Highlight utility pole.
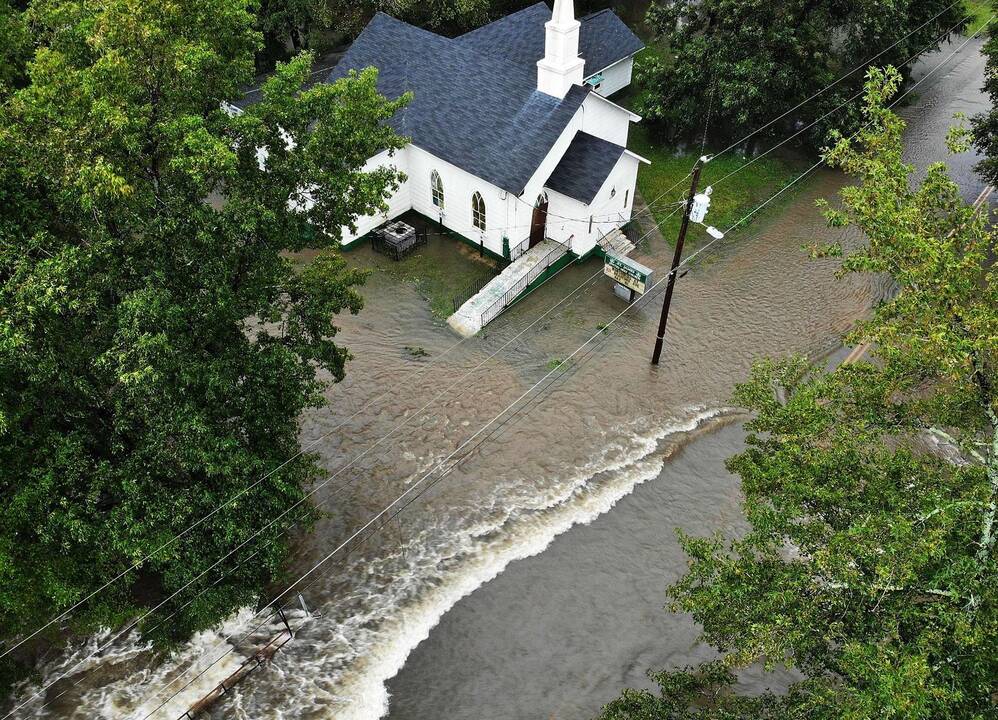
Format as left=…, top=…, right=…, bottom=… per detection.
left=651, top=157, right=705, bottom=365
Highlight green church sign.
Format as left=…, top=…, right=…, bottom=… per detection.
left=604, top=253, right=653, bottom=295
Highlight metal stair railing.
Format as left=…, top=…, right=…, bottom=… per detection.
left=508, top=237, right=530, bottom=262
left=596, top=213, right=627, bottom=254
left=479, top=237, right=571, bottom=328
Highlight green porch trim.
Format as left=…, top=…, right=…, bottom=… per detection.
left=439, top=222, right=507, bottom=263
left=340, top=211, right=507, bottom=264
left=576, top=244, right=607, bottom=263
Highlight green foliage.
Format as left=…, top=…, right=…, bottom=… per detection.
left=597, top=68, right=997, bottom=719
left=972, top=27, right=998, bottom=185
left=639, top=0, right=965, bottom=146
left=625, top=123, right=810, bottom=250
left=0, top=0, right=406, bottom=650
left=599, top=661, right=803, bottom=719
left=964, top=0, right=994, bottom=29
left=0, top=0, right=29, bottom=91
left=258, top=0, right=497, bottom=59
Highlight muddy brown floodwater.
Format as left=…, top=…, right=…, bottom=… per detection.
left=9, top=35, right=993, bottom=720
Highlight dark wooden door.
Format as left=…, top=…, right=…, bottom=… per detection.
left=529, top=198, right=548, bottom=248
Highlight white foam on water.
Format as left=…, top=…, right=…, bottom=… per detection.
left=284, top=406, right=729, bottom=720
left=7, top=609, right=259, bottom=720
left=12, top=407, right=729, bottom=720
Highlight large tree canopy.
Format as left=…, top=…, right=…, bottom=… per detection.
left=598, top=68, right=997, bottom=719
left=254, top=0, right=497, bottom=71
left=972, top=28, right=998, bottom=185
left=638, top=0, right=965, bottom=147
left=0, top=0, right=407, bottom=663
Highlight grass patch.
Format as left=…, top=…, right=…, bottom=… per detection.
left=614, top=44, right=814, bottom=253
left=347, top=213, right=501, bottom=319
left=629, top=124, right=814, bottom=252
left=965, top=0, right=994, bottom=30
left=376, top=248, right=498, bottom=318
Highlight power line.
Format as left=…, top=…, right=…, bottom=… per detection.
left=1, top=157, right=686, bottom=672
left=4, top=233, right=641, bottom=719
left=710, top=11, right=973, bottom=190
left=135, top=25, right=995, bottom=709
left=0, top=321, right=474, bottom=663
left=8, top=6, right=980, bottom=712
left=710, top=0, right=964, bottom=159
left=136, top=219, right=713, bottom=719
left=80, top=203, right=691, bottom=720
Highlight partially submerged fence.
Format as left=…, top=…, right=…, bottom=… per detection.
left=451, top=270, right=501, bottom=314
left=371, top=226, right=428, bottom=261
left=479, top=238, right=571, bottom=328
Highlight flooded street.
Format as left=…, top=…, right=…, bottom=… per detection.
left=10, top=34, right=993, bottom=720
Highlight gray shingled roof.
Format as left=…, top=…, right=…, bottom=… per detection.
left=456, top=3, right=644, bottom=79
left=325, top=12, right=589, bottom=195
left=544, top=131, right=625, bottom=203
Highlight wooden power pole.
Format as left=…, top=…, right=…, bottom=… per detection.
left=651, top=159, right=705, bottom=365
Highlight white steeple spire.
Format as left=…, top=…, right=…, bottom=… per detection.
left=537, top=0, right=585, bottom=98
left=552, top=0, right=575, bottom=24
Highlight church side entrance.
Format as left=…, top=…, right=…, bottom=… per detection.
left=529, top=193, right=548, bottom=248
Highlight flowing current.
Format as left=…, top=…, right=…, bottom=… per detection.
left=9, top=36, right=994, bottom=720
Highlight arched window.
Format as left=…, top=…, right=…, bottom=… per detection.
left=431, top=170, right=444, bottom=209
left=471, top=191, right=486, bottom=231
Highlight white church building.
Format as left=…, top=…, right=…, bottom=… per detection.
left=327, top=0, right=648, bottom=334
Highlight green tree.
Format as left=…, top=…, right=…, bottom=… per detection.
left=598, top=68, right=997, bottom=719
left=972, top=28, right=998, bottom=185
left=318, top=0, right=494, bottom=37
left=0, top=0, right=407, bottom=659
left=255, top=0, right=320, bottom=72
left=253, top=0, right=498, bottom=73
left=0, top=0, right=29, bottom=90
left=638, top=0, right=964, bottom=147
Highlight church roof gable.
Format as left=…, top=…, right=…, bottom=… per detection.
left=456, top=2, right=644, bottom=78
left=326, top=12, right=589, bottom=195
left=544, top=131, right=626, bottom=204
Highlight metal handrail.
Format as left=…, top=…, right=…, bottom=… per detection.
left=596, top=213, right=626, bottom=249
left=452, top=270, right=501, bottom=313
left=480, top=237, right=571, bottom=328
left=508, top=237, right=530, bottom=262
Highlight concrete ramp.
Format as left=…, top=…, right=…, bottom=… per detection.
left=448, top=240, right=569, bottom=337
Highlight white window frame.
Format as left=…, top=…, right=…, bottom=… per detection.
left=431, top=170, right=444, bottom=210
left=472, top=191, right=486, bottom=231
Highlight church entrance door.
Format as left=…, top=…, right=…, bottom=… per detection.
left=529, top=194, right=548, bottom=249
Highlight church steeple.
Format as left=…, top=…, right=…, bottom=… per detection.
left=536, top=0, right=585, bottom=98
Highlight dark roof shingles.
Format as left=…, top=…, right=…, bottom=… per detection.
left=326, top=12, right=588, bottom=194
left=456, top=3, right=644, bottom=78
left=543, top=131, right=625, bottom=203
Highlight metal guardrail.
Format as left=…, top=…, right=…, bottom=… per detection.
left=452, top=270, right=501, bottom=313
left=596, top=213, right=627, bottom=251
left=508, top=237, right=529, bottom=262
left=480, top=238, right=571, bottom=328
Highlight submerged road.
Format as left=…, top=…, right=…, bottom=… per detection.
left=10, top=32, right=993, bottom=720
